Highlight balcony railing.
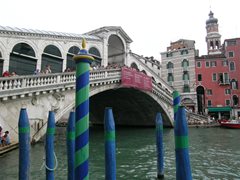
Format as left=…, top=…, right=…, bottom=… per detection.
left=219, top=79, right=230, bottom=85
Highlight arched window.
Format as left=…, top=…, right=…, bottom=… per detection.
left=10, top=43, right=36, bottom=75
left=231, top=79, right=238, bottom=90
left=183, top=72, right=189, bottom=80
left=183, top=85, right=190, bottom=92
left=182, top=59, right=189, bottom=67
left=42, top=45, right=62, bottom=73
left=233, top=95, right=239, bottom=106
left=108, top=35, right=125, bottom=65
left=216, top=41, right=219, bottom=49
left=89, top=47, right=102, bottom=67
left=166, top=62, right=174, bottom=69
left=67, top=46, right=80, bottom=71
left=210, top=41, right=214, bottom=49
left=230, top=62, right=235, bottom=71
left=130, top=63, right=139, bottom=71
left=167, top=74, right=174, bottom=82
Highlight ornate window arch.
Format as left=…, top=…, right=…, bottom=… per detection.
left=166, top=62, right=174, bottom=69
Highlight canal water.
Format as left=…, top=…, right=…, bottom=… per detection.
left=0, top=126, right=239, bottom=179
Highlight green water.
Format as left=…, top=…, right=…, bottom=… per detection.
left=0, top=127, right=240, bottom=179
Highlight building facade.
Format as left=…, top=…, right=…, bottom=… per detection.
left=195, top=11, right=240, bottom=120
left=0, top=26, right=132, bottom=76
left=161, top=39, right=198, bottom=112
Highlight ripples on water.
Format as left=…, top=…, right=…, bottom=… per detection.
left=0, top=127, right=240, bottom=179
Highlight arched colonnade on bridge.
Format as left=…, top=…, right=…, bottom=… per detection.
left=0, top=26, right=132, bottom=76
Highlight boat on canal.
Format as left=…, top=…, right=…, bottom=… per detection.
left=219, top=119, right=240, bottom=129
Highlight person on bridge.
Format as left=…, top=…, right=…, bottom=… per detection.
left=1, top=131, right=11, bottom=146
left=2, top=71, right=10, bottom=77
left=44, top=64, right=52, bottom=74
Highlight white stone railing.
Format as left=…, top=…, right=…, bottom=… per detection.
left=152, top=81, right=173, bottom=104
left=0, top=68, right=172, bottom=104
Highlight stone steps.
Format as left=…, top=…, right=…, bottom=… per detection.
left=0, top=142, right=18, bottom=155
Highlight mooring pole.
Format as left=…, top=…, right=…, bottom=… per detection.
left=104, top=107, right=116, bottom=180
left=156, top=112, right=164, bottom=179
left=67, top=111, right=75, bottom=180
left=173, top=90, right=181, bottom=122
left=174, top=106, right=192, bottom=180
left=18, top=108, right=30, bottom=180
left=73, top=39, right=94, bottom=179
left=46, top=111, right=56, bottom=180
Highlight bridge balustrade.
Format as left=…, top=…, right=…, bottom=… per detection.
left=0, top=68, right=172, bottom=104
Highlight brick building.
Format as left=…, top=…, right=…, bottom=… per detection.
left=195, top=11, right=240, bottom=120
left=161, top=10, right=240, bottom=120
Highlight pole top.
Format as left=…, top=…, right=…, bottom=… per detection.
left=82, top=38, right=86, bottom=49
left=73, top=38, right=94, bottom=63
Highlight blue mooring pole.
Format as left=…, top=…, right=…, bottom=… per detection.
left=174, top=106, right=192, bottom=180
left=18, top=108, right=30, bottom=180
left=46, top=111, right=56, bottom=180
left=67, top=112, right=75, bottom=180
left=104, top=107, right=116, bottom=180
left=156, top=113, right=164, bottom=179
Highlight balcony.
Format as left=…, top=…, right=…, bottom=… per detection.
left=218, top=79, right=230, bottom=85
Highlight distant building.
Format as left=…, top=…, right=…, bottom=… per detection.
left=161, top=10, right=240, bottom=120
left=161, top=39, right=198, bottom=112
left=195, top=11, right=240, bottom=120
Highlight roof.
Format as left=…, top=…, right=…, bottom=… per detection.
left=224, top=37, right=240, bottom=42
left=0, top=25, right=100, bottom=40
left=84, top=26, right=133, bottom=43
left=196, top=53, right=226, bottom=60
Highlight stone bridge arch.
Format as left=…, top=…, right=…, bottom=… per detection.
left=31, top=81, right=173, bottom=142
left=57, top=84, right=173, bottom=126
left=0, top=69, right=173, bottom=143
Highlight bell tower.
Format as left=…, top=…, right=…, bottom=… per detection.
left=205, top=11, right=221, bottom=55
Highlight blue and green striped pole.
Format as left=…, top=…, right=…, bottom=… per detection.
left=155, top=113, right=164, bottom=179
left=104, top=107, right=116, bottom=180
left=67, top=111, right=75, bottom=180
left=173, top=90, right=181, bottom=122
left=174, top=106, right=192, bottom=180
left=73, top=39, right=94, bottom=179
left=46, top=111, right=56, bottom=180
left=18, top=108, right=30, bottom=180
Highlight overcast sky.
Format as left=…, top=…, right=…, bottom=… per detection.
left=1, top=0, right=239, bottom=60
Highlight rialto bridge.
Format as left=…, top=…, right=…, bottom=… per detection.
left=0, top=26, right=174, bottom=143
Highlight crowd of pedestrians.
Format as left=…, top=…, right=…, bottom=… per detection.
left=0, top=126, right=11, bottom=147
left=1, top=63, right=125, bottom=77
left=2, top=71, right=18, bottom=77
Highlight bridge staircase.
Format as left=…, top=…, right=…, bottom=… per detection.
left=187, top=112, right=208, bottom=125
